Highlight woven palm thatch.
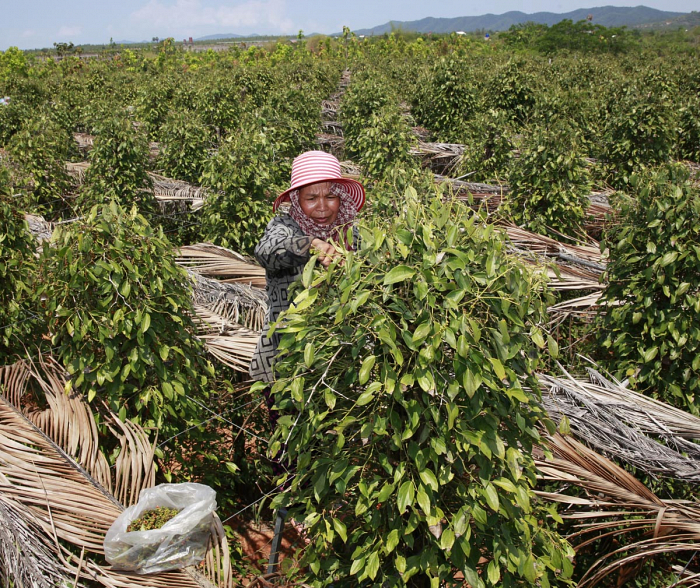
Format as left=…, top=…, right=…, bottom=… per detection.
left=0, top=357, right=234, bottom=588
left=537, top=433, right=700, bottom=588
left=539, top=368, right=700, bottom=482
left=177, top=243, right=266, bottom=288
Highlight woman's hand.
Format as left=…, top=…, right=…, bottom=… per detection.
left=311, top=238, right=338, bottom=268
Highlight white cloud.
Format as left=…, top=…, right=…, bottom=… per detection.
left=131, top=0, right=294, bottom=34
left=57, top=25, right=82, bottom=37
left=22, top=29, right=36, bottom=38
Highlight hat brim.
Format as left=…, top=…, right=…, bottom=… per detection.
left=273, top=178, right=366, bottom=212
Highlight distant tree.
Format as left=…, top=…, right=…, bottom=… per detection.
left=53, top=42, right=74, bottom=57
left=152, top=36, right=159, bottom=43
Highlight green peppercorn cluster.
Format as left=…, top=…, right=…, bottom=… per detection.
left=127, top=507, right=180, bottom=532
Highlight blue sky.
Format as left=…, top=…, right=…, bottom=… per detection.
left=2, top=0, right=696, bottom=50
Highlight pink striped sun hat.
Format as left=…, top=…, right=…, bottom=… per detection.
left=273, top=151, right=365, bottom=212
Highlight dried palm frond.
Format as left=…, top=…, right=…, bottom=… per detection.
left=191, top=272, right=267, bottom=332
left=547, top=292, right=602, bottom=327
left=0, top=495, right=79, bottom=588
left=537, top=433, right=700, bottom=588
left=539, top=369, right=700, bottom=482
left=1, top=355, right=154, bottom=507
left=410, top=141, right=465, bottom=175
left=0, top=394, right=231, bottom=587
left=0, top=359, right=31, bottom=406
left=177, top=243, right=266, bottom=288
left=193, top=305, right=260, bottom=371
left=340, top=160, right=363, bottom=179
left=67, top=160, right=91, bottom=182
left=73, top=132, right=95, bottom=151
left=321, top=120, right=344, bottom=136
left=150, top=172, right=210, bottom=202
left=24, top=213, right=54, bottom=243
left=321, top=100, right=338, bottom=121
left=411, top=126, right=432, bottom=142
left=67, top=161, right=209, bottom=210
left=316, top=133, right=345, bottom=158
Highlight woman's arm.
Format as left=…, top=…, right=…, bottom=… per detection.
left=255, top=217, right=313, bottom=271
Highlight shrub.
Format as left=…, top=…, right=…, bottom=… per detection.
left=600, top=85, right=674, bottom=187
left=7, top=114, right=74, bottom=217
left=505, top=123, right=591, bottom=240
left=79, top=116, right=155, bottom=215
left=354, top=107, right=419, bottom=180
left=0, top=167, right=40, bottom=361
left=341, top=76, right=391, bottom=156
left=456, top=109, right=514, bottom=183
left=269, top=188, right=573, bottom=587
left=411, top=57, right=478, bottom=142
left=677, top=95, right=700, bottom=163
left=597, top=165, right=700, bottom=414
left=157, top=110, right=213, bottom=184
left=40, top=202, right=213, bottom=434
left=488, top=59, right=537, bottom=123
left=199, top=118, right=287, bottom=255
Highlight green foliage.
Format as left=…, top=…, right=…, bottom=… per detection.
left=0, top=47, right=29, bottom=83
left=601, top=85, right=675, bottom=188
left=538, top=20, right=633, bottom=54
left=0, top=98, right=31, bottom=144
left=269, top=188, right=573, bottom=587
left=157, top=110, right=213, bottom=184
left=488, top=59, right=537, bottom=123
left=411, top=57, right=478, bottom=142
left=456, top=109, right=514, bottom=183
left=134, top=80, right=176, bottom=140
left=354, top=107, right=419, bottom=180
left=341, top=76, right=391, bottom=156
left=79, top=116, right=155, bottom=214
left=677, top=94, right=700, bottom=162
left=597, top=165, right=700, bottom=414
left=198, top=119, right=285, bottom=254
left=0, top=167, right=40, bottom=361
left=40, top=202, right=213, bottom=434
left=7, top=114, right=74, bottom=217
left=506, top=123, right=591, bottom=239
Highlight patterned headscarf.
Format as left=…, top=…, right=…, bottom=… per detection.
left=288, top=182, right=359, bottom=247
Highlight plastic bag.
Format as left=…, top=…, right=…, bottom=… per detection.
left=104, top=483, right=217, bottom=574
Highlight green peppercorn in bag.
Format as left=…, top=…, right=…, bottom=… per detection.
left=104, top=483, right=217, bottom=574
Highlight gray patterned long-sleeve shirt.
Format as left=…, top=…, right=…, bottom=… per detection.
left=249, top=214, right=314, bottom=382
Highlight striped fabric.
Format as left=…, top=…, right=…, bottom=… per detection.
left=273, top=150, right=365, bottom=212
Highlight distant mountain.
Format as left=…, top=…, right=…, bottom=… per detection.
left=351, top=6, right=686, bottom=36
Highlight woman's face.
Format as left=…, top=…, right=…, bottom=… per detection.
left=298, top=182, right=341, bottom=225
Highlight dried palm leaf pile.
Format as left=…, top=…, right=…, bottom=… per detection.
left=189, top=272, right=266, bottom=371
left=176, top=243, right=266, bottom=288
left=539, top=368, right=700, bottom=482
left=538, top=433, right=700, bottom=588
left=0, top=357, right=233, bottom=588
left=505, top=224, right=606, bottom=292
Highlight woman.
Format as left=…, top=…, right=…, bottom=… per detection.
left=249, top=150, right=366, bottom=386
